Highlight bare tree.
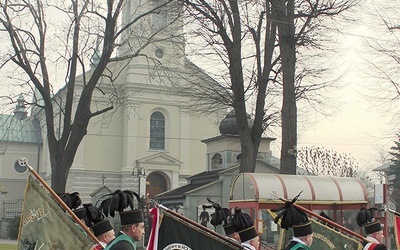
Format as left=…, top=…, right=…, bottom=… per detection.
left=297, top=146, right=359, bottom=177
left=359, top=1, right=400, bottom=128
left=0, top=0, right=174, bottom=193
left=180, top=0, right=357, bottom=174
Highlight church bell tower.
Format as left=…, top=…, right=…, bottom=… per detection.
left=118, top=0, right=185, bottom=68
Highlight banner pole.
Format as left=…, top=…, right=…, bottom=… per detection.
left=27, top=164, right=100, bottom=246
left=275, top=196, right=367, bottom=242
left=157, top=204, right=243, bottom=249
left=382, top=205, right=400, bottom=216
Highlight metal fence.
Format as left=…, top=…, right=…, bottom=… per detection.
left=2, top=198, right=23, bottom=221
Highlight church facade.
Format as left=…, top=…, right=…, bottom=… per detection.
left=34, top=1, right=225, bottom=203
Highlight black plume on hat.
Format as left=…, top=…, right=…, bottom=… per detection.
left=82, top=203, right=105, bottom=227
left=73, top=204, right=104, bottom=227
left=232, top=207, right=258, bottom=242
left=97, top=189, right=140, bottom=217
left=232, top=207, right=253, bottom=231
left=206, top=198, right=231, bottom=227
left=58, top=192, right=82, bottom=210
left=356, top=207, right=377, bottom=227
left=271, top=191, right=309, bottom=230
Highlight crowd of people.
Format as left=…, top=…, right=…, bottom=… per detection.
left=65, top=191, right=388, bottom=250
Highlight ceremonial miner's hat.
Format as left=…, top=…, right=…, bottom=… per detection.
left=204, top=198, right=236, bottom=236
left=223, top=223, right=236, bottom=235
left=232, top=208, right=258, bottom=242
left=356, top=207, right=381, bottom=234
left=120, top=209, right=144, bottom=226
left=91, top=219, right=114, bottom=237
left=271, top=191, right=313, bottom=237
left=293, top=221, right=313, bottom=237
left=97, top=190, right=141, bottom=218
left=364, top=221, right=382, bottom=234
left=74, top=207, right=86, bottom=220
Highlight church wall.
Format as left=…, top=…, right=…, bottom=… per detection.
left=0, top=178, right=27, bottom=199
left=0, top=142, right=41, bottom=199
left=258, top=137, right=274, bottom=154
left=67, top=170, right=127, bottom=203
left=0, top=142, right=40, bottom=179
left=81, top=112, right=125, bottom=172
left=187, top=114, right=221, bottom=175
left=206, top=137, right=241, bottom=153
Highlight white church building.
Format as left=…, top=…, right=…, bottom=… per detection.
left=39, top=2, right=232, bottom=202
left=1, top=1, right=227, bottom=203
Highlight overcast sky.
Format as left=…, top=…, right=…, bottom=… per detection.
left=274, top=0, right=400, bottom=170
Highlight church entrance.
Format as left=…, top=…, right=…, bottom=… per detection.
left=145, top=172, right=168, bottom=199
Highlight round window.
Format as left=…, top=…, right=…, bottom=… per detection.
left=14, top=157, right=28, bottom=174
left=155, top=48, right=164, bottom=58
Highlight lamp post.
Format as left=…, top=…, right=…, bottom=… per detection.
left=132, top=166, right=146, bottom=196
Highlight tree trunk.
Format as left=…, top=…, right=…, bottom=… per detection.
left=275, top=0, right=297, bottom=174
left=51, top=161, right=70, bottom=193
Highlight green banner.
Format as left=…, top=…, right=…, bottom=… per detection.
left=278, top=219, right=362, bottom=250
left=17, top=175, right=94, bottom=250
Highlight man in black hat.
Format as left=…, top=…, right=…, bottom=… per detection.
left=283, top=221, right=314, bottom=250
left=90, top=219, right=115, bottom=250
left=362, top=221, right=388, bottom=250
left=232, top=208, right=260, bottom=250
left=356, top=208, right=388, bottom=250
left=199, top=205, right=210, bottom=227
left=104, top=209, right=145, bottom=250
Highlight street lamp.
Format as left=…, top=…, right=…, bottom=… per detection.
left=132, top=166, right=146, bottom=196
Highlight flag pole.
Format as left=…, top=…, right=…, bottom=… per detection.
left=27, top=164, right=101, bottom=246
left=273, top=195, right=367, bottom=242
left=156, top=203, right=244, bottom=249
left=381, top=204, right=400, bottom=216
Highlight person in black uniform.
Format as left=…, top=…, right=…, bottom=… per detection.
left=356, top=208, right=388, bottom=250
left=199, top=205, right=210, bottom=227
left=104, top=209, right=145, bottom=250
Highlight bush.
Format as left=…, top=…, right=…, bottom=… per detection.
left=9, top=216, right=21, bottom=240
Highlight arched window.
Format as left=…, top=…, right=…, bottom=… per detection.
left=150, top=111, right=165, bottom=149
left=211, top=153, right=223, bottom=169
left=146, top=172, right=168, bottom=199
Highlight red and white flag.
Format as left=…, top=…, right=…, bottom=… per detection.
left=394, top=213, right=400, bottom=249
left=147, top=206, right=160, bottom=250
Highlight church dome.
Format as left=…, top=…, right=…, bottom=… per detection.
left=219, top=109, right=252, bottom=135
